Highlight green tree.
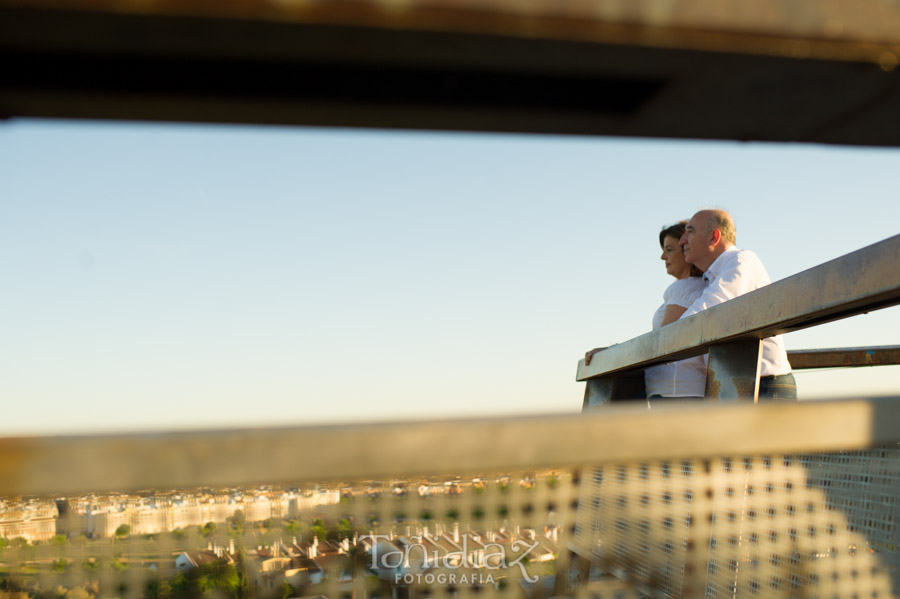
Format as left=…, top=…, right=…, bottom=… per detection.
left=200, top=522, right=217, bottom=538
left=10, top=538, right=36, bottom=562
left=81, top=558, right=99, bottom=572
left=233, top=547, right=251, bottom=599
left=114, top=524, right=131, bottom=538
left=311, top=519, right=327, bottom=543
left=337, top=518, right=354, bottom=540
left=145, top=575, right=172, bottom=599
left=64, top=587, right=94, bottom=599
left=282, top=519, right=300, bottom=536
left=52, top=558, right=70, bottom=573
left=111, top=557, right=128, bottom=572
left=227, top=511, right=245, bottom=535
left=197, top=562, right=239, bottom=596
left=348, top=542, right=373, bottom=599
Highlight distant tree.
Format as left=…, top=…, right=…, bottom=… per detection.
left=282, top=519, right=300, bottom=536
left=233, top=547, right=251, bottom=599
left=52, top=558, right=70, bottom=573
left=348, top=542, right=373, bottom=599
left=227, top=511, right=245, bottom=535
left=197, top=562, right=239, bottom=596
left=232, top=510, right=246, bottom=527
left=81, top=558, right=99, bottom=572
left=50, top=534, right=69, bottom=548
left=64, top=587, right=94, bottom=599
left=311, top=520, right=327, bottom=543
left=200, top=522, right=217, bottom=538
left=169, top=570, right=192, bottom=598
left=337, top=518, right=353, bottom=540
left=111, top=558, right=128, bottom=572
left=144, top=575, right=171, bottom=599
left=281, top=582, right=294, bottom=599
left=114, top=524, right=131, bottom=538
left=9, top=538, right=35, bottom=562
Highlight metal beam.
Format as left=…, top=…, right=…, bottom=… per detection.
left=2, top=397, right=900, bottom=497
left=706, top=340, right=762, bottom=401
left=577, top=234, right=900, bottom=382
left=3, top=1, right=900, bottom=145
left=788, top=345, right=900, bottom=369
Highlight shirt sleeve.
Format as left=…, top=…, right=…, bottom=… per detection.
left=681, top=252, right=763, bottom=318
left=666, top=278, right=705, bottom=309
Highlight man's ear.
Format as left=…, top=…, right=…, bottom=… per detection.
left=710, top=229, right=721, bottom=245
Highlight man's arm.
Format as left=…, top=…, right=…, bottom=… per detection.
left=680, top=252, right=765, bottom=318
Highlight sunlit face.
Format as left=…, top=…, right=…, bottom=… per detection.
left=679, top=212, right=712, bottom=270
left=661, top=235, right=690, bottom=279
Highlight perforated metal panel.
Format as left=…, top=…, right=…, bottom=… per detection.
left=3, top=402, right=900, bottom=598
left=573, top=446, right=900, bottom=598
left=0, top=471, right=582, bottom=599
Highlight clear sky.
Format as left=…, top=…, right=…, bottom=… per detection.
left=2, top=118, right=898, bottom=436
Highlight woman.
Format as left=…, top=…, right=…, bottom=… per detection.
left=644, top=221, right=707, bottom=399
left=583, top=221, right=707, bottom=399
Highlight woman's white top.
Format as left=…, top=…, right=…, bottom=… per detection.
left=644, top=276, right=708, bottom=397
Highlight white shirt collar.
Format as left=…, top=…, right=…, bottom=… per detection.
left=702, top=245, right=740, bottom=283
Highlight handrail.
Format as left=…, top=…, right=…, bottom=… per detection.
left=576, top=234, right=900, bottom=382
left=2, top=397, right=899, bottom=497
left=788, top=345, right=900, bottom=369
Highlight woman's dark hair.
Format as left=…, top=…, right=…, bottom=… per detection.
left=659, top=221, right=688, bottom=249
left=659, top=221, right=703, bottom=278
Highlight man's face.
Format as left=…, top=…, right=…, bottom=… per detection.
left=679, top=212, right=712, bottom=269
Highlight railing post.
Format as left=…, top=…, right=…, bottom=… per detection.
left=583, top=370, right=646, bottom=410
left=705, top=340, right=762, bottom=402
left=583, top=376, right=617, bottom=410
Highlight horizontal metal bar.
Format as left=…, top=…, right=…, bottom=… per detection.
left=3, top=3, right=900, bottom=146
left=577, top=234, right=900, bottom=381
left=3, top=0, right=900, bottom=53
left=788, top=345, right=900, bottom=369
left=2, top=397, right=900, bottom=497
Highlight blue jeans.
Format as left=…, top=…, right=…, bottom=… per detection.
left=759, top=373, right=797, bottom=401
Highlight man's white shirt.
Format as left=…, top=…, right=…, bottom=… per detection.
left=681, top=246, right=793, bottom=377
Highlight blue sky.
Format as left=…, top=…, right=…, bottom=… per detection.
left=2, top=119, right=898, bottom=435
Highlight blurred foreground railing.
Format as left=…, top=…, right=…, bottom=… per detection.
left=2, top=398, right=900, bottom=598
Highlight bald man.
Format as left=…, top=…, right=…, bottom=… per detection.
left=679, top=209, right=796, bottom=400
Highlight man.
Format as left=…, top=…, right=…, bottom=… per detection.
left=679, top=209, right=796, bottom=400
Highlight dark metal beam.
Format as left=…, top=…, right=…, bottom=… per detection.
left=3, top=1, right=900, bottom=145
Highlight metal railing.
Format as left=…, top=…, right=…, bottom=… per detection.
left=577, top=234, right=900, bottom=404
left=2, top=399, right=900, bottom=599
